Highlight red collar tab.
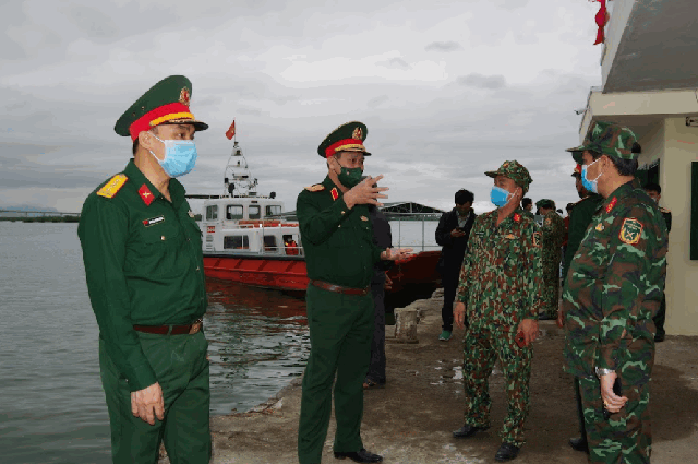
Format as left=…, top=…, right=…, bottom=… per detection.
left=605, top=197, right=617, bottom=214
left=330, top=188, right=339, bottom=201
left=514, top=213, right=521, bottom=223
left=139, top=184, right=156, bottom=206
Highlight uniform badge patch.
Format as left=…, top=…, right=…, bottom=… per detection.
left=139, top=184, right=155, bottom=206
left=504, top=234, right=516, bottom=239
left=544, top=217, right=552, bottom=226
left=352, top=127, right=363, bottom=140
left=304, top=184, right=325, bottom=192
left=330, top=188, right=339, bottom=201
left=179, top=86, right=191, bottom=106
left=595, top=223, right=604, bottom=231
left=605, top=197, right=617, bottom=214
left=143, top=216, right=165, bottom=227
left=514, top=213, right=521, bottom=223
left=97, top=174, right=128, bottom=199
left=532, top=231, right=541, bottom=247
left=619, top=218, right=643, bottom=244
left=361, top=216, right=369, bottom=222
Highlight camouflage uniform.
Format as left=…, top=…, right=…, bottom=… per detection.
left=563, top=124, right=668, bottom=464
left=536, top=200, right=565, bottom=318
left=457, top=160, right=543, bottom=447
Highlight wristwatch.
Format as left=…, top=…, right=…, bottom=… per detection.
left=594, top=367, right=614, bottom=377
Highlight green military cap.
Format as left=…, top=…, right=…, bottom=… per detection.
left=566, top=120, right=641, bottom=161
left=484, top=160, right=532, bottom=195
left=115, top=75, right=208, bottom=141
left=536, top=199, right=555, bottom=209
left=317, top=121, right=371, bottom=158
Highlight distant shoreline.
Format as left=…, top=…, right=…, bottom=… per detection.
left=0, top=216, right=80, bottom=223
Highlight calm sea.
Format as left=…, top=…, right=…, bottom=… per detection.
left=0, top=220, right=437, bottom=463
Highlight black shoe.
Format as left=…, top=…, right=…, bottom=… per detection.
left=334, top=449, right=383, bottom=463
left=494, top=442, right=520, bottom=462
left=568, top=437, right=589, bottom=453
left=654, top=334, right=665, bottom=343
left=453, top=424, right=489, bottom=438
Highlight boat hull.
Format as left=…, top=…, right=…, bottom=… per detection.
left=202, top=250, right=442, bottom=294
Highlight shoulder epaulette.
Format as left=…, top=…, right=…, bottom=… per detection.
left=97, top=174, right=128, bottom=199
left=304, top=184, right=325, bottom=192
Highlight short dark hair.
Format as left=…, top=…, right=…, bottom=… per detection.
left=132, top=139, right=139, bottom=155
left=455, top=189, right=473, bottom=205
left=589, top=151, right=638, bottom=177
left=521, top=198, right=532, bottom=208
left=644, top=182, right=661, bottom=194
left=566, top=203, right=574, bottom=212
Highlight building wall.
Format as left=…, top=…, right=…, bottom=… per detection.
left=661, top=118, right=698, bottom=335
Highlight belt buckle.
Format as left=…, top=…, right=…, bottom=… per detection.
left=328, top=285, right=339, bottom=293
left=189, top=319, right=203, bottom=335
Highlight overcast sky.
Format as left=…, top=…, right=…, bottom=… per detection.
left=1, top=0, right=607, bottom=215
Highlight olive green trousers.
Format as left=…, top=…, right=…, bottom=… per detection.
left=99, top=330, right=211, bottom=464
left=298, top=285, right=374, bottom=464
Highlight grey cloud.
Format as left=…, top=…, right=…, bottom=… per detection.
left=424, top=41, right=462, bottom=52
left=368, top=95, right=389, bottom=108
left=457, top=73, right=507, bottom=89
left=377, top=58, right=411, bottom=70
left=62, top=4, right=120, bottom=40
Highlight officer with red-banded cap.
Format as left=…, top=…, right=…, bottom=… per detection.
left=78, top=75, right=211, bottom=463
left=296, top=121, right=412, bottom=464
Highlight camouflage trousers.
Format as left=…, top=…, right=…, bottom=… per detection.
left=462, top=327, right=532, bottom=447
left=579, top=376, right=651, bottom=463
left=541, top=264, right=559, bottom=318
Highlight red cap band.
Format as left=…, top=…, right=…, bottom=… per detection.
left=324, top=138, right=366, bottom=158
left=129, top=103, right=195, bottom=141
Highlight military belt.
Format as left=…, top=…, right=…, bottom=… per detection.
left=310, top=280, right=370, bottom=296
left=133, top=319, right=203, bottom=335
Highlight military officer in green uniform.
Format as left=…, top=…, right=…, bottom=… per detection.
left=78, top=75, right=211, bottom=463
left=452, top=160, right=543, bottom=462
left=643, top=182, right=672, bottom=343
left=296, top=121, right=412, bottom=464
left=535, top=199, right=565, bottom=320
left=563, top=123, right=667, bottom=464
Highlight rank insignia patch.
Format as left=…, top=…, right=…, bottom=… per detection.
left=143, top=216, right=165, bottom=227
left=619, top=218, right=643, bottom=245
left=139, top=184, right=155, bottom=206
left=595, top=223, right=604, bottom=231
left=305, top=184, right=325, bottom=192
left=504, top=234, right=516, bottom=240
left=606, top=197, right=617, bottom=214
left=532, top=232, right=541, bottom=247
left=361, top=215, right=369, bottom=222
left=330, top=188, right=339, bottom=201
left=97, top=174, right=128, bottom=199
left=513, top=213, right=521, bottom=223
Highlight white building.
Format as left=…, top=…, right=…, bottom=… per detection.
left=577, top=0, right=698, bottom=334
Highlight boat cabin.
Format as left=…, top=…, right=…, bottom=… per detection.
left=200, top=197, right=303, bottom=257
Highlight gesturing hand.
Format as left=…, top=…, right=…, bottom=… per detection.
left=343, top=175, right=388, bottom=209
left=131, top=382, right=165, bottom=425
left=381, top=247, right=414, bottom=261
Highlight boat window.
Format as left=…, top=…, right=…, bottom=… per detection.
left=283, top=234, right=301, bottom=255
left=226, top=205, right=243, bottom=220
left=224, top=235, right=250, bottom=250
left=249, top=205, right=261, bottom=219
left=205, top=205, right=218, bottom=220
left=266, top=205, right=281, bottom=216
left=263, top=235, right=277, bottom=252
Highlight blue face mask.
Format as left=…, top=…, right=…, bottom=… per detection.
left=149, top=133, right=197, bottom=178
left=490, top=186, right=514, bottom=207
left=581, top=159, right=602, bottom=194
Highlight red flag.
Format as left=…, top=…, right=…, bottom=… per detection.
left=593, top=0, right=608, bottom=45
left=225, top=120, right=236, bottom=140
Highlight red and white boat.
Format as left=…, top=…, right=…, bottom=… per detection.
left=191, top=137, right=441, bottom=297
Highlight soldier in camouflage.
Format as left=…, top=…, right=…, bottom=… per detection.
left=563, top=123, right=667, bottom=464
left=535, top=199, right=565, bottom=320
left=452, top=160, right=543, bottom=463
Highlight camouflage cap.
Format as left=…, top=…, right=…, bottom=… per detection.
left=536, top=199, right=555, bottom=209
left=317, top=121, right=371, bottom=158
left=484, top=160, right=532, bottom=194
left=566, top=120, right=641, bottom=160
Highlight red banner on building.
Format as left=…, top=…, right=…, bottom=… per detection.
left=592, top=0, right=609, bottom=45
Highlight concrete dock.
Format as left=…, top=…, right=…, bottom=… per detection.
left=195, top=289, right=698, bottom=463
